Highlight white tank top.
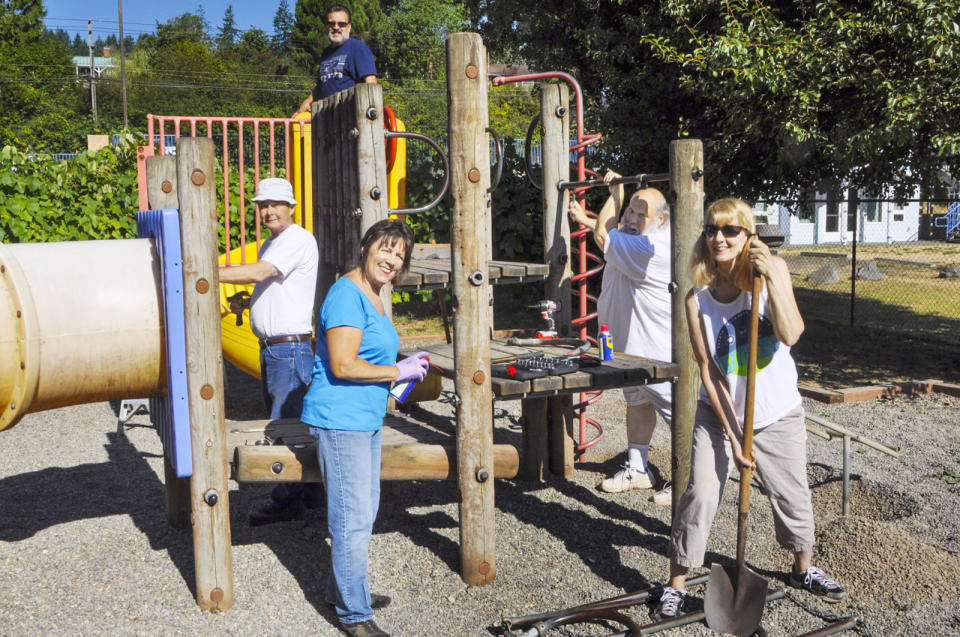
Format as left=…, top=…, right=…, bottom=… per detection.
left=694, top=284, right=801, bottom=430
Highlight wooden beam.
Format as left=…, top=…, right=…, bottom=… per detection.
left=540, top=82, right=576, bottom=478
left=669, top=139, right=704, bottom=512
left=176, top=138, right=233, bottom=611
left=234, top=442, right=519, bottom=482
left=447, top=32, right=496, bottom=587
left=145, top=154, right=191, bottom=530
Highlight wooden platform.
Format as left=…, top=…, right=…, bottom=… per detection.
left=395, top=257, right=549, bottom=290
left=392, top=244, right=549, bottom=291
left=407, top=340, right=679, bottom=400
left=227, top=413, right=520, bottom=482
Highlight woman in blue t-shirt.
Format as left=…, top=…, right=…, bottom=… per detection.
left=301, top=219, right=428, bottom=637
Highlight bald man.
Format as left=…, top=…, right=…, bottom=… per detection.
left=569, top=171, right=673, bottom=503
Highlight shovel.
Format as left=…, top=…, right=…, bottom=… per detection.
left=704, top=272, right=769, bottom=636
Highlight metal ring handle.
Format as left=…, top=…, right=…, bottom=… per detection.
left=386, top=131, right=450, bottom=215
left=524, top=115, right=543, bottom=191
left=486, top=127, right=504, bottom=194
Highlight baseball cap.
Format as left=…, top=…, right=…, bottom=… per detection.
left=252, top=178, right=297, bottom=206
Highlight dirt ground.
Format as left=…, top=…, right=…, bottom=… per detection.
left=791, top=319, right=960, bottom=389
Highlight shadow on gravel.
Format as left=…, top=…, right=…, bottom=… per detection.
left=0, top=430, right=198, bottom=597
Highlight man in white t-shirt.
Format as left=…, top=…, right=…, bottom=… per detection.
left=569, top=170, right=673, bottom=504
left=219, top=177, right=320, bottom=523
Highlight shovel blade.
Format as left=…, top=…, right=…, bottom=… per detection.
left=704, top=563, right=769, bottom=636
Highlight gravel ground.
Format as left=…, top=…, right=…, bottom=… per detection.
left=1, top=362, right=959, bottom=637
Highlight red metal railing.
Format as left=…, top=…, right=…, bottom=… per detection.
left=492, top=72, right=606, bottom=459
left=139, top=114, right=310, bottom=265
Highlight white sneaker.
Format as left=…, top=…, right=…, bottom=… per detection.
left=600, top=465, right=653, bottom=493
left=652, top=483, right=672, bottom=506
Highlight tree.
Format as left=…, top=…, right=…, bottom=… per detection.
left=469, top=0, right=960, bottom=201
left=0, top=1, right=81, bottom=150
left=155, top=12, right=210, bottom=47
left=216, top=5, right=239, bottom=51
left=272, top=0, right=294, bottom=56
left=378, top=0, right=469, bottom=80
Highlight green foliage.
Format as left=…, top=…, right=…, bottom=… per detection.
left=401, top=137, right=542, bottom=261
left=0, top=139, right=139, bottom=243
left=291, top=0, right=331, bottom=72
left=378, top=0, right=469, bottom=80
left=471, top=0, right=960, bottom=202
left=272, top=0, right=295, bottom=56
left=216, top=5, right=239, bottom=51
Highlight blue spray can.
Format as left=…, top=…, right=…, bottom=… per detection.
left=599, top=324, right=614, bottom=361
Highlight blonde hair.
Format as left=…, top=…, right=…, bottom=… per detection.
left=690, top=198, right=756, bottom=291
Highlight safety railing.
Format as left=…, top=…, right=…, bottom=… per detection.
left=139, top=114, right=311, bottom=265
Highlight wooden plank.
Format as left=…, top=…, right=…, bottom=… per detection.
left=145, top=156, right=178, bottom=209
left=548, top=395, right=575, bottom=478
left=145, top=154, right=191, bottom=527
left=177, top=137, right=233, bottom=611
left=447, top=32, right=496, bottom=587
left=520, top=397, right=548, bottom=480
left=669, top=139, right=705, bottom=510
left=234, top=441, right=518, bottom=481
left=354, top=84, right=392, bottom=314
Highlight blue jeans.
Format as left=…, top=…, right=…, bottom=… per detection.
left=260, top=340, right=313, bottom=420
left=312, top=427, right=382, bottom=625
left=260, top=340, right=319, bottom=507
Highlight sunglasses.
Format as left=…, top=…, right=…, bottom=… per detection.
left=704, top=224, right=746, bottom=238
left=326, top=20, right=349, bottom=28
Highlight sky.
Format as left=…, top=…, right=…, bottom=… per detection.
left=42, top=0, right=283, bottom=41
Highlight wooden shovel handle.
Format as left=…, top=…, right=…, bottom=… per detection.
left=736, top=272, right=763, bottom=567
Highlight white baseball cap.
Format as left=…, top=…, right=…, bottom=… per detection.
left=252, top=177, right=297, bottom=206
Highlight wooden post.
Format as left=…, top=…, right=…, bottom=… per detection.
left=447, top=32, right=496, bottom=587
left=354, top=84, right=392, bottom=313
left=176, top=138, right=233, bottom=610
left=540, top=83, right=575, bottom=478
left=145, top=155, right=191, bottom=529
left=668, top=140, right=704, bottom=512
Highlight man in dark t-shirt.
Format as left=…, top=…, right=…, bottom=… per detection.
left=294, top=5, right=377, bottom=115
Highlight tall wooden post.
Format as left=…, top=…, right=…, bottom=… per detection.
left=145, top=155, right=191, bottom=530
left=176, top=138, right=233, bottom=610
left=668, top=140, right=704, bottom=511
left=541, top=84, right=575, bottom=478
left=447, top=32, right=496, bottom=586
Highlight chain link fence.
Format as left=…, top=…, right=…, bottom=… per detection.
left=757, top=193, right=960, bottom=342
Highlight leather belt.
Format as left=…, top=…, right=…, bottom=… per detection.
left=259, top=333, right=312, bottom=347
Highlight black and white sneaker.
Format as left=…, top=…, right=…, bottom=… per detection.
left=789, top=566, right=847, bottom=602
left=651, top=586, right=688, bottom=621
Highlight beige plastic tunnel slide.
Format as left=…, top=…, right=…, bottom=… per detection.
left=0, top=239, right=165, bottom=431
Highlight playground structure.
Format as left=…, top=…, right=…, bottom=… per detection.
left=0, top=33, right=704, bottom=611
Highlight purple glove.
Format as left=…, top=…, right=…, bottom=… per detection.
left=395, top=352, right=430, bottom=383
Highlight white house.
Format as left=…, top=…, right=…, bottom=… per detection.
left=756, top=188, right=921, bottom=246
left=73, top=47, right=115, bottom=79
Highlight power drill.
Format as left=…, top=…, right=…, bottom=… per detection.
left=530, top=300, right=561, bottom=339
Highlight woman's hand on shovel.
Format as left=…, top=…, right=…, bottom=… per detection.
left=729, top=436, right=757, bottom=470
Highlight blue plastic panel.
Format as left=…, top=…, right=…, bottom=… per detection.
left=137, top=209, right=192, bottom=478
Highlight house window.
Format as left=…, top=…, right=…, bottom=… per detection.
left=794, top=190, right=815, bottom=222
left=859, top=197, right=880, bottom=222
left=893, top=213, right=904, bottom=222
left=825, top=190, right=839, bottom=232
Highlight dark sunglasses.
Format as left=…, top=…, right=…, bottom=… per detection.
left=704, top=224, right=746, bottom=238
left=326, top=20, right=349, bottom=28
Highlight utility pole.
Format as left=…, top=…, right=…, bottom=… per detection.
left=118, top=1, right=128, bottom=129
left=88, top=20, right=98, bottom=129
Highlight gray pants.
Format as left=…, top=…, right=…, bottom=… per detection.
left=670, top=402, right=815, bottom=568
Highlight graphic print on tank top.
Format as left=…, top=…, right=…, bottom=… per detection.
left=714, top=310, right=778, bottom=376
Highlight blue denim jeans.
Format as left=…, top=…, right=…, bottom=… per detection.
left=311, top=427, right=382, bottom=625
left=259, top=340, right=313, bottom=420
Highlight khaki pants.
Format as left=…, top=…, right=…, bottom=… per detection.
left=669, top=402, right=815, bottom=568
